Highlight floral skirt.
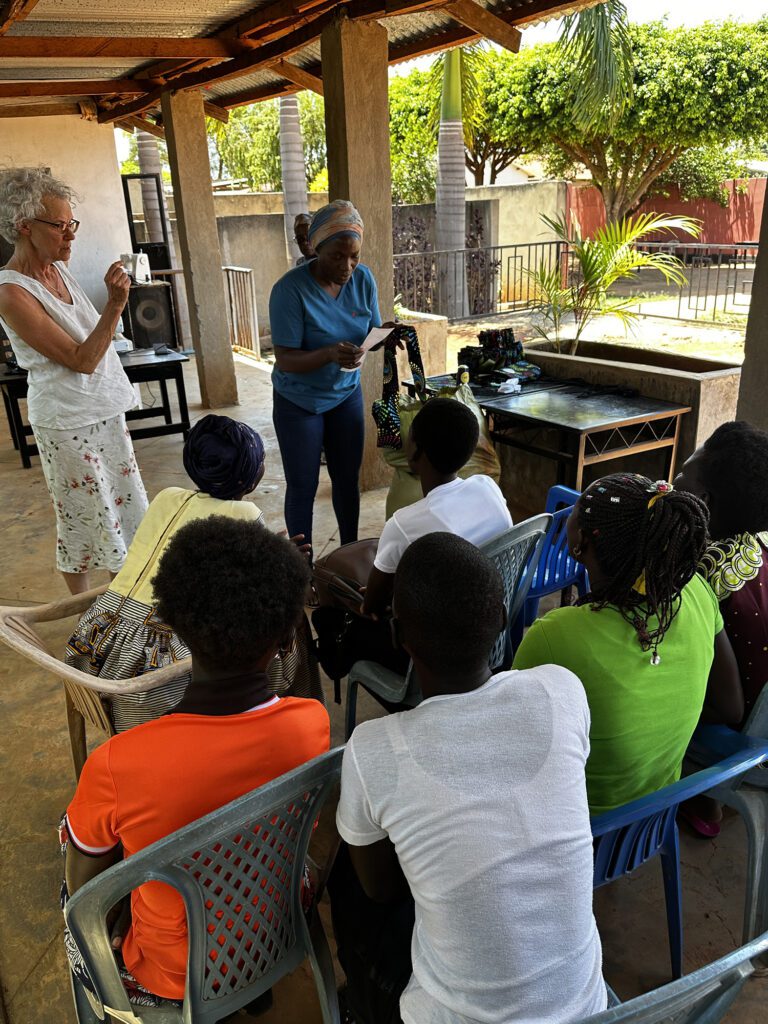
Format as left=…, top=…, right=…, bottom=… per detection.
left=32, top=414, right=148, bottom=574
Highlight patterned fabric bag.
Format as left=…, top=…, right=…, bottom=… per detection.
left=371, top=324, right=426, bottom=450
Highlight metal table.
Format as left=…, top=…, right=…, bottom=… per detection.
left=405, top=374, right=691, bottom=489
left=0, top=349, right=191, bottom=469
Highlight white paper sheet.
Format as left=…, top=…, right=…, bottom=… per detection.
left=339, top=326, right=395, bottom=371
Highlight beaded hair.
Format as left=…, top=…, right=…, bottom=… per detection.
left=577, top=473, right=709, bottom=658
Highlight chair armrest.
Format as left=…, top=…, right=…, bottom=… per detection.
left=743, top=686, right=768, bottom=739
left=4, top=585, right=109, bottom=624
left=65, top=870, right=142, bottom=1023
left=591, top=743, right=768, bottom=835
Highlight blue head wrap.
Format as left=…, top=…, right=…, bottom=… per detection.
left=183, top=415, right=265, bottom=500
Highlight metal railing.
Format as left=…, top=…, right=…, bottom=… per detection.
left=393, top=242, right=563, bottom=320
left=395, top=239, right=757, bottom=326
left=223, top=266, right=260, bottom=358
left=609, top=241, right=757, bottom=324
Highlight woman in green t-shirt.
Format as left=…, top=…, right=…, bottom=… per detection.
left=513, top=473, right=744, bottom=814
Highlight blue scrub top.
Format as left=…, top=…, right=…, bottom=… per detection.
left=269, top=261, right=381, bottom=414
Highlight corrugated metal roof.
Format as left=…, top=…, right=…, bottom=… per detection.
left=0, top=0, right=601, bottom=114
left=17, top=0, right=264, bottom=33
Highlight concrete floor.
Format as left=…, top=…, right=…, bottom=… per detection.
left=0, top=354, right=764, bottom=1023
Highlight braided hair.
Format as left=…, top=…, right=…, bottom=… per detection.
left=577, top=473, right=709, bottom=660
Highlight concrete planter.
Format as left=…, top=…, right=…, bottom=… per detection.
left=397, top=308, right=449, bottom=379
left=499, top=340, right=741, bottom=517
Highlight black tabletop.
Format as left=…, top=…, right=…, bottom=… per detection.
left=407, top=375, right=691, bottom=433
left=119, top=348, right=189, bottom=367
left=0, top=347, right=189, bottom=384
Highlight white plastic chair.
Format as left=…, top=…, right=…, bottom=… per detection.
left=0, top=588, right=192, bottom=778
left=344, top=514, right=551, bottom=739
left=577, top=929, right=768, bottom=1023
left=65, top=748, right=343, bottom=1024
left=688, top=685, right=768, bottom=946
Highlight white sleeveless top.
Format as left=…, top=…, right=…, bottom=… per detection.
left=0, top=261, right=136, bottom=429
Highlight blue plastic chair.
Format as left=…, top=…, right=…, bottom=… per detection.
left=64, top=748, right=344, bottom=1024
left=344, top=514, right=552, bottom=740
left=591, top=742, right=768, bottom=980
left=509, top=485, right=587, bottom=651
left=688, top=685, right=768, bottom=947
left=575, top=929, right=768, bottom=1024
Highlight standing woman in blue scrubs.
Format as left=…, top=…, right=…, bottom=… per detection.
left=269, top=200, right=381, bottom=551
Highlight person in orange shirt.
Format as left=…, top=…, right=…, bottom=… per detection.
left=61, top=516, right=330, bottom=1011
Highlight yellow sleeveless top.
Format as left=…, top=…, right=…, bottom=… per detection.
left=110, top=487, right=264, bottom=607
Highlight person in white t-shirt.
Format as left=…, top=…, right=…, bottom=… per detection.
left=362, top=397, right=512, bottom=619
left=334, top=532, right=606, bottom=1024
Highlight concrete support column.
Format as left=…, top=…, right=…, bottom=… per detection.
left=160, top=89, right=238, bottom=408
left=322, top=14, right=394, bottom=490
left=737, top=198, right=768, bottom=426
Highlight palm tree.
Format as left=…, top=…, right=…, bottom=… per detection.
left=431, top=3, right=633, bottom=317
left=434, top=48, right=471, bottom=318
left=279, top=94, right=310, bottom=266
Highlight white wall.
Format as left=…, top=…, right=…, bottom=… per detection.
left=0, top=116, right=132, bottom=306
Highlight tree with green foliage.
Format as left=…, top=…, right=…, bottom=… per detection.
left=388, top=69, right=437, bottom=204
left=494, top=19, right=768, bottom=221
left=653, top=145, right=753, bottom=207
left=207, top=93, right=326, bottom=191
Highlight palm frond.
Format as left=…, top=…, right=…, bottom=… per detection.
left=558, top=0, right=634, bottom=132
left=531, top=209, right=700, bottom=354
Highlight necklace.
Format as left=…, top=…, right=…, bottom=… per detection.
left=42, top=268, right=69, bottom=302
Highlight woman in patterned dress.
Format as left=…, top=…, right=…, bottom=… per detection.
left=676, top=420, right=768, bottom=721
left=0, top=166, right=147, bottom=594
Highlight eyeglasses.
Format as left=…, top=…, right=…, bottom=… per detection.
left=33, top=218, right=80, bottom=235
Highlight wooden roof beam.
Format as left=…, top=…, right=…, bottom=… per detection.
left=0, top=0, right=39, bottom=36
left=0, top=37, right=257, bottom=59
left=97, top=87, right=162, bottom=123
left=203, top=100, right=229, bottom=122
left=222, top=81, right=300, bottom=110
left=0, top=100, right=80, bottom=116
left=116, top=114, right=166, bottom=139
left=272, top=59, right=323, bottom=95
left=0, top=79, right=147, bottom=99
left=443, top=0, right=521, bottom=51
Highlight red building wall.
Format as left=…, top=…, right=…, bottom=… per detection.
left=566, top=178, right=766, bottom=244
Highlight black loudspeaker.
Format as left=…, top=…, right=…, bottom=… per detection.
left=122, top=281, right=178, bottom=349
left=137, top=241, right=171, bottom=272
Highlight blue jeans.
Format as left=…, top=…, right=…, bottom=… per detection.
left=272, top=386, right=364, bottom=549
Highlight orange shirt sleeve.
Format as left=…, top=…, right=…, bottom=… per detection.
left=65, top=739, right=121, bottom=856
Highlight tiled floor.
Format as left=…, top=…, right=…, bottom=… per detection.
left=0, top=354, right=764, bottom=1022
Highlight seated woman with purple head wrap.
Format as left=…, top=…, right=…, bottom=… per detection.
left=66, top=415, right=320, bottom=731
left=269, top=199, right=382, bottom=551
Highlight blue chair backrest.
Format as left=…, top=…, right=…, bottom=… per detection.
left=592, top=744, right=768, bottom=885
left=525, top=504, right=584, bottom=603
left=545, top=484, right=581, bottom=514
left=65, top=748, right=344, bottom=1024
left=574, top=930, right=768, bottom=1024
left=479, top=513, right=551, bottom=671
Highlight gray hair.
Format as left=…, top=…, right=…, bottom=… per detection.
left=0, top=166, right=77, bottom=243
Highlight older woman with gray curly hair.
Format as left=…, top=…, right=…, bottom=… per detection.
left=0, top=167, right=148, bottom=594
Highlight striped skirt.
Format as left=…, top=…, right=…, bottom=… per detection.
left=66, top=590, right=324, bottom=733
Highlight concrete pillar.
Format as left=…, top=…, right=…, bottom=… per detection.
left=737, top=199, right=768, bottom=426
left=322, top=14, right=394, bottom=490
left=160, top=89, right=238, bottom=408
